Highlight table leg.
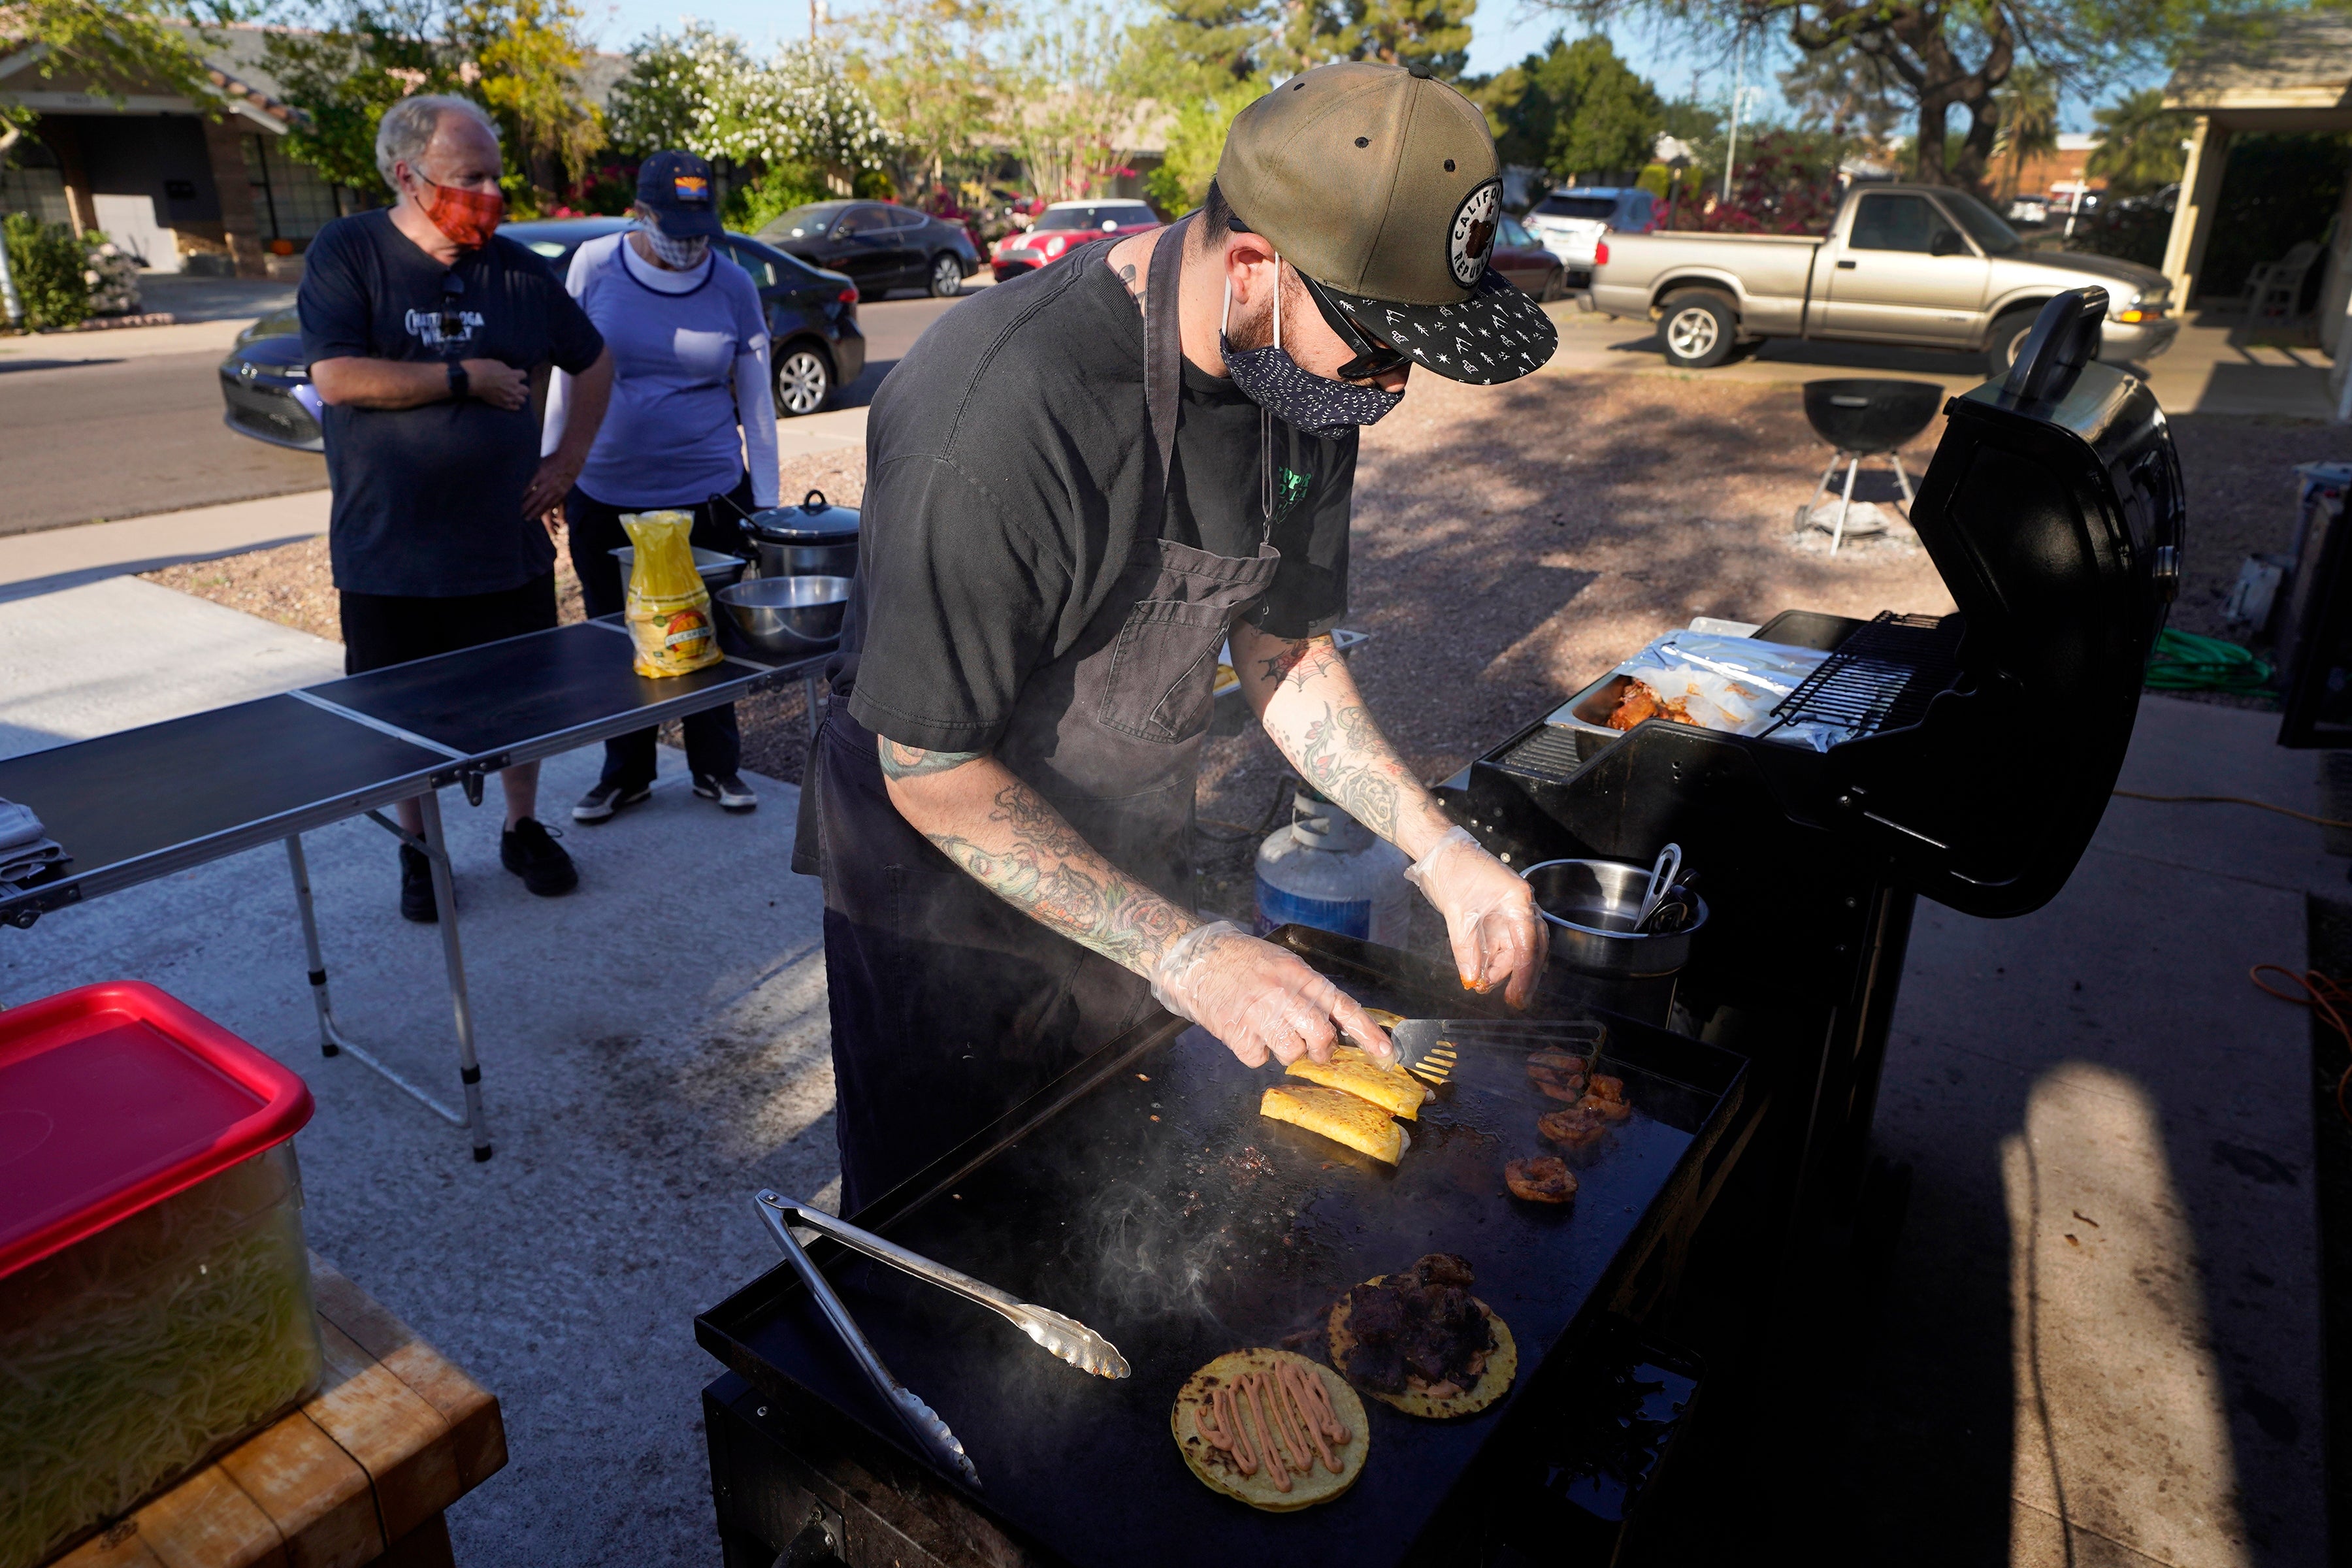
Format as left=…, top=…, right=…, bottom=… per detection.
left=285, top=834, right=353, bottom=1060
left=416, top=789, right=494, bottom=1162
left=1831, top=456, right=1861, bottom=554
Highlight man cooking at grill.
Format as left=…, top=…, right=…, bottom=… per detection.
left=800, top=62, right=1558, bottom=1211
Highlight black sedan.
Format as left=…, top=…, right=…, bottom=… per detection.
left=754, top=201, right=981, bottom=301
left=218, top=218, right=866, bottom=451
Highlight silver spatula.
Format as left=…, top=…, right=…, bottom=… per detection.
left=1364, top=1011, right=1607, bottom=1083
left=757, top=1192, right=1130, bottom=1380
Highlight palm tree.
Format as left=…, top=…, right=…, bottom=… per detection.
left=1991, top=64, right=2058, bottom=204
left=2087, top=88, right=2189, bottom=197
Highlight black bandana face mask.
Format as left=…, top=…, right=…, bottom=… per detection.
left=1219, top=265, right=1403, bottom=438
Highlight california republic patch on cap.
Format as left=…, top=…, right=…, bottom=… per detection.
left=1316, top=269, right=1557, bottom=386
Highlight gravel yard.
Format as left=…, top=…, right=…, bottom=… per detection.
left=142, top=371, right=2345, bottom=920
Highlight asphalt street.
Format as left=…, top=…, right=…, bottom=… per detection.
left=0, top=291, right=966, bottom=537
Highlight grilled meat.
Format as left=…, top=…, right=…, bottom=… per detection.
left=1607, top=680, right=1698, bottom=732
left=1580, top=1092, right=1633, bottom=1122
left=1505, top=1156, right=1578, bottom=1203
left=1526, top=1049, right=1589, bottom=1102
left=1539, top=1105, right=1608, bottom=1149
left=1333, top=1253, right=1495, bottom=1396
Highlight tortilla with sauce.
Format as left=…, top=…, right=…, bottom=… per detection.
left=1172, top=1348, right=1367, bottom=1512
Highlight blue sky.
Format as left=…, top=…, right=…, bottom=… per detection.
left=580, top=1, right=2131, bottom=133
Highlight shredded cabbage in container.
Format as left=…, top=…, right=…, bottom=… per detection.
left=0, top=1149, right=321, bottom=1568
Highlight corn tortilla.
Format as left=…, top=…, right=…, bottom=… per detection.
left=1172, top=1349, right=1368, bottom=1511
left=1259, top=1082, right=1410, bottom=1164
left=1328, top=1277, right=1517, bottom=1418
left=1285, top=1046, right=1433, bottom=1120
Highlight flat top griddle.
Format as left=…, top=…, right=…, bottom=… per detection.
left=698, top=932, right=1745, bottom=1568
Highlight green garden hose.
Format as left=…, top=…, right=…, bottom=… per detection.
left=2144, top=628, right=2274, bottom=694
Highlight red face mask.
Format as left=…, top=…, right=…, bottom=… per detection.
left=416, top=177, right=505, bottom=250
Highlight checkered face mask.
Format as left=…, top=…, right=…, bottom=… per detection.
left=642, top=224, right=709, bottom=269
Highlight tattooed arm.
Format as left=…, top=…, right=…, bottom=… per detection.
left=1229, top=625, right=1457, bottom=862
left=877, top=739, right=1196, bottom=977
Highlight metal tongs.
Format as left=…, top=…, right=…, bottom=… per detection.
left=751, top=1192, right=983, bottom=1489
left=757, top=1192, right=1130, bottom=1379
left=1364, top=1010, right=1607, bottom=1084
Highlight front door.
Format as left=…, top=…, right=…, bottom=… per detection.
left=1820, top=191, right=1988, bottom=346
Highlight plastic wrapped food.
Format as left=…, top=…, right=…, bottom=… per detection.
left=0, top=1144, right=321, bottom=1568
left=1605, top=632, right=1848, bottom=751
left=621, top=510, right=725, bottom=678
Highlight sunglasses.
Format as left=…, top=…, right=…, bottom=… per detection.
left=1298, top=272, right=1412, bottom=382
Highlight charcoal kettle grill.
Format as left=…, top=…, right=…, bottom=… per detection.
left=692, top=291, right=2185, bottom=1567
left=1795, top=378, right=1947, bottom=551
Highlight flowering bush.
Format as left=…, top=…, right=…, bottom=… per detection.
left=1675, top=131, right=1844, bottom=237
left=610, top=24, right=885, bottom=182
left=84, top=234, right=142, bottom=316
left=3, top=213, right=90, bottom=331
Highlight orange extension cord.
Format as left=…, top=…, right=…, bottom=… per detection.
left=2251, top=964, right=2352, bottom=1127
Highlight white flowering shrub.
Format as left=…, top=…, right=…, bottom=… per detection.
left=84, top=236, right=142, bottom=316
left=611, top=24, right=888, bottom=180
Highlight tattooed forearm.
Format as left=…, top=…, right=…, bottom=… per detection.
left=1254, top=636, right=1330, bottom=692
left=880, top=743, right=1194, bottom=975
left=878, top=741, right=983, bottom=779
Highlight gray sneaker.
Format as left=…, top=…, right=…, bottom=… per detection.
left=572, top=780, right=651, bottom=823
left=693, top=772, right=759, bottom=812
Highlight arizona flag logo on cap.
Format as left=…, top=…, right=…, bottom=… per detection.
left=674, top=174, right=711, bottom=204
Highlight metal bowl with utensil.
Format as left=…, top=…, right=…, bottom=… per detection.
left=715, top=576, right=852, bottom=657
left=1521, top=858, right=1709, bottom=979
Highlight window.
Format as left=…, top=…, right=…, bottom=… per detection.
left=1034, top=204, right=1154, bottom=231
left=719, top=240, right=777, bottom=289
left=768, top=204, right=840, bottom=240
left=1938, top=191, right=2024, bottom=255
left=1533, top=195, right=1616, bottom=221
left=1848, top=193, right=1968, bottom=255
left=884, top=206, right=927, bottom=229
left=0, top=138, right=74, bottom=228
left=242, top=135, right=349, bottom=243
left=834, top=206, right=888, bottom=236
left=1498, top=214, right=1533, bottom=249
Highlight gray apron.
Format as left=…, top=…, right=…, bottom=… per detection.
left=813, top=218, right=1282, bottom=1213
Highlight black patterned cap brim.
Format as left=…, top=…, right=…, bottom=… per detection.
left=1315, top=268, right=1558, bottom=385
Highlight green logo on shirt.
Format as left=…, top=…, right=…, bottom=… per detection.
left=1271, top=464, right=1311, bottom=529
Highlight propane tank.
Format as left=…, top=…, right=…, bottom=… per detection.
left=1254, top=784, right=1412, bottom=946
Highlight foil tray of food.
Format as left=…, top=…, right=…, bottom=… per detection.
left=696, top=927, right=1746, bottom=1565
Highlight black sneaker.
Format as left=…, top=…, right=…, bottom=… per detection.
left=693, top=772, right=759, bottom=812
left=399, top=843, right=440, bottom=924
left=572, top=780, right=651, bottom=823
left=500, top=818, right=579, bottom=896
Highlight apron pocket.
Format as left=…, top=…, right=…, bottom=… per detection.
left=1095, top=597, right=1230, bottom=743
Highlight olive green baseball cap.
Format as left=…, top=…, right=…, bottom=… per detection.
left=1216, top=60, right=1557, bottom=385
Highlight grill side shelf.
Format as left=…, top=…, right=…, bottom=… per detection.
left=1765, top=611, right=1967, bottom=740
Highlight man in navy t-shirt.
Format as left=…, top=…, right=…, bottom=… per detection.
left=301, top=93, right=613, bottom=921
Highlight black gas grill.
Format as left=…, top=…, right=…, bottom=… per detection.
left=694, top=291, right=2185, bottom=1565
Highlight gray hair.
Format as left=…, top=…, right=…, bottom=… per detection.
left=374, top=94, right=499, bottom=189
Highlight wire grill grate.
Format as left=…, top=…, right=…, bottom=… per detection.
left=1766, top=612, right=1965, bottom=738
left=1497, top=724, right=1592, bottom=783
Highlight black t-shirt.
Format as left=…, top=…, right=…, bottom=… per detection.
left=299, top=210, right=604, bottom=597
left=840, top=248, right=1355, bottom=754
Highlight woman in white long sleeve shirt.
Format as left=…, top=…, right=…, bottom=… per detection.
left=546, top=151, right=780, bottom=820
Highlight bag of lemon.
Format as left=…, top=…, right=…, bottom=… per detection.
left=619, top=511, right=725, bottom=678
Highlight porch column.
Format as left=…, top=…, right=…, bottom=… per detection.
left=201, top=115, right=270, bottom=278
left=2161, top=115, right=2231, bottom=307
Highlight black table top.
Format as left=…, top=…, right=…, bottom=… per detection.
left=700, top=933, right=1747, bottom=1568
left=0, top=694, right=448, bottom=911
left=302, top=621, right=778, bottom=761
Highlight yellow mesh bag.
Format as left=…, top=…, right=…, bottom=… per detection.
left=620, top=511, right=724, bottom=678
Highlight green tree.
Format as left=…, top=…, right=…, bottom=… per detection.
left=1, top=212, right=89, bottom=329
left=1143, top=79, right=1267, bottom=210
left=1989, top=61, right=2057, bottom=200
left=999, top=0, right=1142, bottom=202
left=852, top=0, right=1007, bottom=197
left=457, top=0, right=604, bottom=199
left=1477, top=34, right=1661, bottom=180
left=1332, top=0, right=1477, bottom=78
left=2086, top=86, right=2189, bottom=194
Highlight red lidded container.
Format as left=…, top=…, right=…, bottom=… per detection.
left=0, top=981, right=321, bottom=1568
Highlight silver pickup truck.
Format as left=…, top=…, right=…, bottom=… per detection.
left=1587, top=183, right=2178, bottom=374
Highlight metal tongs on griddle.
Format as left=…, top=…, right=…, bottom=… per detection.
left=751, top=1192, right=983, bottom=1489
left=1364, top=1009, right=1608, bottom=1085
left=757, top=1192, right=1130, bottom=1380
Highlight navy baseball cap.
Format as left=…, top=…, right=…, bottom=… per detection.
left=636, top=150, right=721, bottom=238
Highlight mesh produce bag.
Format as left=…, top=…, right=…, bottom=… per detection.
left=621, top=511, right=723, bottom=678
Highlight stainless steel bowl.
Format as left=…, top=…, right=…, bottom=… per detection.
left=610, top=544, right=748, bottom=591
left=1521, top=858, right=1709, bottom=979
left=749, top=538, right=859, bottom=580
left=715, top=575, right=852, bottom=655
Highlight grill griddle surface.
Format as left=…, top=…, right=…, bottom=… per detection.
left=707, top=958, right=1740, bottom=1567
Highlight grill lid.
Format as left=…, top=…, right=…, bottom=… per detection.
left=744, top=489, right=860, bottom=543
left=1827, top=289, right=2183, bottom=918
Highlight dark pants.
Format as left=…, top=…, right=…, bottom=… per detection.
left=339, top=574, right=559, bottom=676
left=566, top=476, right=751, bottom=787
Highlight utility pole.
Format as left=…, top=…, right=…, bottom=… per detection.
left=1721, top=30, right=1746, bottom=204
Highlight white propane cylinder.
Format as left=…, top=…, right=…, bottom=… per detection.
left=1254, top=787, right=1413, bottom=946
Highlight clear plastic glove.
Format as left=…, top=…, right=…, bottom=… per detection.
left=1151, top=921, right=1394, bottom=1070
left=1404, top=826, right=1550, bottom=1008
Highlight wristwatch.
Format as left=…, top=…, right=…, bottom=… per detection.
left=446, top=360, right=470, bottom=400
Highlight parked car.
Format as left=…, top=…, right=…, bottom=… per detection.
left=755, top=201, right=981, bottom=301
left=1488, top=212, right=1569, bottom=301
left=990, top=200, right=1160, bottom=281
left=1586, top=182, right=2178, bottom=373
left=1526, top=187, right=1658, bottom=287
left=218, top=217, right=867, bottom=450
